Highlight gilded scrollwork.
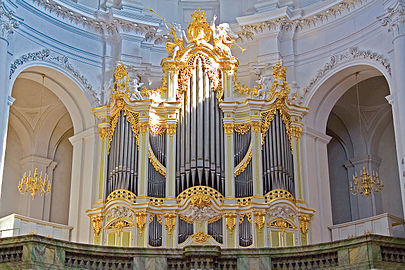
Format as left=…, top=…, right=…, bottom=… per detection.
left=234, top=144, right=252, bottom=177
left=223, top=122, right=234, bottom=135
left=225, top=213, right=237, bottom=233
left=135, top=211, right=148, bottom=231
left=164, top=213, right=176, bottom=235
left=191, top=232, right=210, bottom=243
left=148, top=146, right=166, bottom=176
left=299, top=216, right=311, bottom=234
left=91, top=216, right=103, bottom=236
left=234, top=122, right=251, bottom=134
left=253, top=211, right=266, bottom=232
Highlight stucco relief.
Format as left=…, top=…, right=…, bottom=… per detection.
left=9, top=49, right=100, bottom=105
left=299, top=47, right=391, bottom=105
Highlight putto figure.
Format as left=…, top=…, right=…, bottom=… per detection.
left=211, top=15, right=239, bottom=58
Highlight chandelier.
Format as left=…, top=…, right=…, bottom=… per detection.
left=349, top=72, right=383, bottom=198
left=17, top=74, right=51, bottom=200
left=18, top=168, right=51, bottom=199
left=350, top=166, right=383, bottom=198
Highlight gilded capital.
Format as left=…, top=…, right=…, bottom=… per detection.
left=251, top=121, right=261, bottom=133
left=139, top=122, right=149, bottom=133
left=166, top=122, right=177, bottom=135
left=223, top=122, right=234, bottom=135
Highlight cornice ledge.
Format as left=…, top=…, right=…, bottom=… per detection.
left=299, top=47, right=391, bottom=105
left=236, top=0, right=368, bottom=40
left=9, top=48, right=100, bottom=106
left=30, top=0, right=159, bottom=38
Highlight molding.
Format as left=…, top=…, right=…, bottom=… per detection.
left=9, top=48, right=100, bottom=105
left=299, top=47, right=391, bottom=105
left=30, top=0, right=158, bottom=37
left=302, top=126, right=332, bottom=144
left=7, top=95, right=15, bottom=106
left=0, top=2, right=19, bottom=40
left=378, top=0, right=405, bottom=37
left=68, top=126, right=98, bottom=145
left=237, top=0, right=368, bottom=40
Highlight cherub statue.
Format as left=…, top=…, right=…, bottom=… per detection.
left=164, top=22, right=189, bottom=60
left=100, top=0, right=122, bottom=10
left=211, top=15, right=238, bottom=58
left=150, top=9, right=188, bottom=60
left=129, top=76, right=144, bottom=101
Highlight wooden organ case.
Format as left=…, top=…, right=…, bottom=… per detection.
left=88, top=9, right=315, bottom=249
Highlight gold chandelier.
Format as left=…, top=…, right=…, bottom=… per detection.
left=17, top=74, right=51, bottom=200
left=349, top=72, right=383, bottom=198
left=350, top=166, right=383, bottom=198
left=18, top=168, right=51, bottom=199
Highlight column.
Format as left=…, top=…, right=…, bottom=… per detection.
left=0, top=4, right=18, bottom=198
left=68, top=126, right=99, bottom=243
left=300, top=127, right=333, bottom=243
left=380, top=0, right=405, bottom=219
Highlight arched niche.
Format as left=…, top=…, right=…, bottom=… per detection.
left=1, top=65, right=95, bottom=226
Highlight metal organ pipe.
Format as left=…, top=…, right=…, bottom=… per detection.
left=174, top=56, right=225, bottom=196
left=106, top=112, right=139, bottom=196
left=262, top=111, right=295, bottom=195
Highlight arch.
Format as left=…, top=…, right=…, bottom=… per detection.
left=9, top=63, right=95, bottom=134
left=304, top=63, right=390, bottom=133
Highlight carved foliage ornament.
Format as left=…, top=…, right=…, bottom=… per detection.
left=9, top=49, right=99, bottom=105
left=164, top=213, right=176, bottom=235
left=253, top=211, right=266, bottom=232
left=301, top=47, right=391, bottom=105
left=224, top=213, right=237, bottom=233
left=299, top=216, right=311, bottom=234
left=0, top=3, right=18, bottom=39
left=91, top=216, right=103, bottom=236
left=238, top=0, right=366, bottom=40
left=135, top=211, right=147, bottom=231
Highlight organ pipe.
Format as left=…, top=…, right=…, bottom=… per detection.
left=175, top=56, right=225, bottom=196
left=239, top=216, right=253, bottom=247
left=208, top=218, right=223, bottom=244
left=106, top=112, right=138, bottom=196
left=148, top=132, right=166, bottom=198
left=262, top=111, right=295, bottom=195
left=148, top=215, right=162, bottom=247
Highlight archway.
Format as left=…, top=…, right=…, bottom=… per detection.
left=302, top=63, right=404, bottom=242
left=1, top=65, right=95, bottom=230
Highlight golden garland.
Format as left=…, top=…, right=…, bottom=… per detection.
left=148, top=146, right=166, bottom=176
left=234, top=144, right=252, bottom=177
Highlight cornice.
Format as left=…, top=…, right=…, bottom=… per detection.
left=237, top=0, right=368, bottom=40
left=29, top=0, right=159, bottom=38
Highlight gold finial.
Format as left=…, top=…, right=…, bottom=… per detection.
left=272, top=61, right=287, bottom=81
left=113, top=62, right=130, bottom=94
left=187, top=8, right=212, bottom=44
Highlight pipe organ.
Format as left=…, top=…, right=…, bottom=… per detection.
left=88, top=9, right=315, bottom=249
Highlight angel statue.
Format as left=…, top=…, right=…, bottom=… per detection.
left=128, top=77, right=144, bottom=101
left=211, top=15, right=241, bottom=58
left=150, top=9, right=189, bottom=60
